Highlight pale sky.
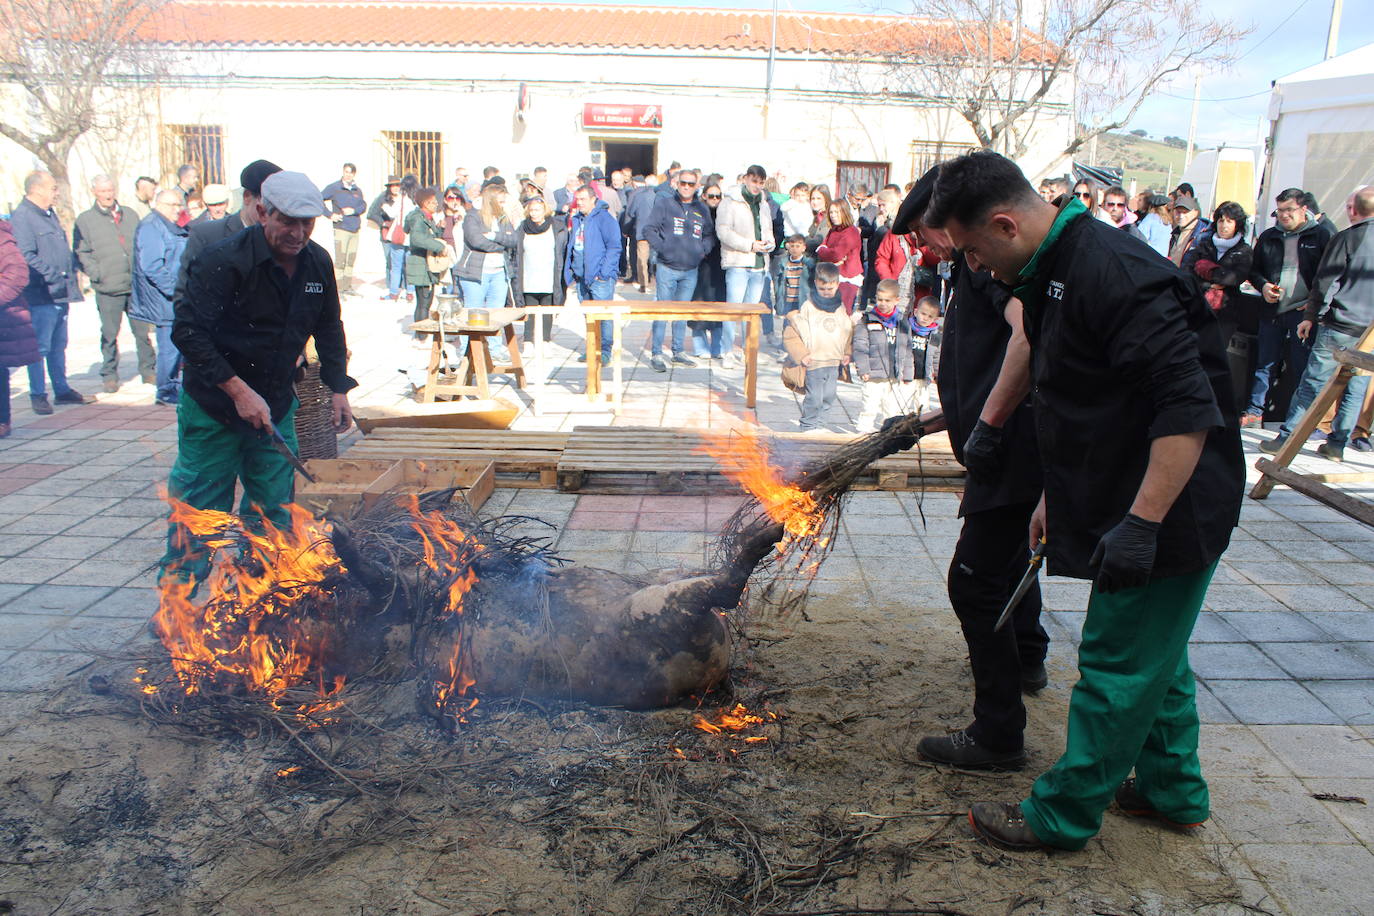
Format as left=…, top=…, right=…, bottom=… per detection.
left=628, top=0, right=1373, bottom=148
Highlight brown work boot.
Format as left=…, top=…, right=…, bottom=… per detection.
left=1113, top=778, right=1206, bottom=830
left=968, top=802, right=1047, bottom=850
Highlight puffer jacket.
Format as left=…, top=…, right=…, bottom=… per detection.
left=73, top=202, right=138, bottom=295
left=404, top=208, right=446, bottom=287
left=715, top=184, right=775, bottom=270
left=0, top=220, right=40, bottom=368
left=130, top=210, right=189, bottom=327
left=456, top=208, right=517, bottom=282
left=850, top=309, right=916, bottom=382
left=10, top=198, right=81, bottom=305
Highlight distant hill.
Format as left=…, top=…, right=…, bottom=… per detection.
left=1093, top=132, right=1188, bottom=194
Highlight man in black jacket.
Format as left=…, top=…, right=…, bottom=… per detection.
left=1242, top=187, right=1335, bottom=426
left=160, top=171, right=356, bottom=587
left=643, top=168, right=713, bottom=371
left=925, top=151, right=1242, bottom=852
left=1260, top=186, right=1374, bottom=461
left=11, top=170, right=93, bottom=413
left=890, top=167, right=1049, bottom=772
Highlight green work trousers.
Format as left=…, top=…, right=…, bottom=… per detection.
left=158, top=394, right=299, bottom=585
left=1021, top=561, right=1217, bottom=850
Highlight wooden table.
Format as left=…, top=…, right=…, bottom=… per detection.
left=409, top=311, right=525, bottom=402
left=580, top=300, right=771, bottom=409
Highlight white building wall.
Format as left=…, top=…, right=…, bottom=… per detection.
left=1, top=42, right=1074, bottom=268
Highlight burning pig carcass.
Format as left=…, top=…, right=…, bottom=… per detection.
left=146, top=415, right=931, bottom=724
left=150, top=488, right=785, bottom=722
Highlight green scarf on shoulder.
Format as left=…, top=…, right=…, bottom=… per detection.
left=1012, top=197, right=1088, bottom=314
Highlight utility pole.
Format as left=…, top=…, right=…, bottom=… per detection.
left=1184, top=72, right=1201, bottom=170
left=763, top=0, right=778, bottom=138
left=1325, top=0, right=1344, bottom=59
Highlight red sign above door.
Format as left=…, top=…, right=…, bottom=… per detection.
left=582, top=103, right=663, bottom=131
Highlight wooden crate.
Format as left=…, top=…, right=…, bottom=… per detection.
left=364, top=458, right=495, bottom=512
left=555, top=426, right=963, bottom=494
left=295, top=458, right=399, bottom=517
left=344, top=428, right=568, bottom=488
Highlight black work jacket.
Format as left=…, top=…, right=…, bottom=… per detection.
left=172, top=225, right=356, bottom=428
left=1021, top=213, right=1243, bottom=580
left=937, top=260, right=1042, bottom=516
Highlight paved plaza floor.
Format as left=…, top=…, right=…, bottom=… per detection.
left=0, top=275, right=1372, bottom=913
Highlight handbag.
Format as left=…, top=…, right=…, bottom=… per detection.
left=426, top=243, right=455, bottom=275
left=781, top=361, right=807, bottom=393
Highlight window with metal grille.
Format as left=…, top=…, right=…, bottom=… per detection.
left=835, top=160, right=890, bottom=202
left=908, top=141, right=974, bottom=181
left=385, top=130, right=443, bottom=188
left=161, top=124, right=225, bottom=187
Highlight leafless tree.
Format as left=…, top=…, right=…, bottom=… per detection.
left=844, top=0, right=1248, bottom=166
left=0, top=0, right=171, bottom=225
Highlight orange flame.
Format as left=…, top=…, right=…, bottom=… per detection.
left=698, top=429, right=824, bottom=542
left=406, top=496, right=484, bottom=722
left=692, top=703, right=780, bottom=743
left=153, top=496, right=347, bottom=717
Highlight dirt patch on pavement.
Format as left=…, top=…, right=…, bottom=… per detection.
left=0, top=584, right=1257, bottom=915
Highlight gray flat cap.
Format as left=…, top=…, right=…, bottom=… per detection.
left=261, top=171, right=327, bottom=218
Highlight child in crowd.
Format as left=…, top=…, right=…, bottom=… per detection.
left=852, top=278, right=918, bottom=431
left=771, top=234, right=813, bottom=318
left=783, top=262, right=854, bottom=430
left=910, top=295, right=942, bottom=408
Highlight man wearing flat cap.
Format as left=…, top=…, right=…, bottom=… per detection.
left=161, top=170, right=357, bottom=585
left=887, top=167, right=1050, bottom=773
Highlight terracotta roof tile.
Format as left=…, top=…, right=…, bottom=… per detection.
left=142, top=1, right=1051, bottom=60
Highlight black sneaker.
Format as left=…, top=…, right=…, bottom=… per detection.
left=1257, top=435, right=1288, bottom=455
left=1316, top=442, right=1344, bottom=462
left=650, top=355, right=667, bottom=373
left=1021, top=662, right=1049, bottom=694
left=671, top=353, right=697, bottom=367
left=53, top=390, right=95, bottom=405
left=30, top=395, right=53, bottom=415
left=916, top=728, right=1027, bottom=770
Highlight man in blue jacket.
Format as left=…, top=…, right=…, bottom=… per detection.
left=321, top=162, right=366, bottom=297
left=131, top=189, right=190, bottom=405
left=564, top=185, right=621, bottom=364
left=10, top=170, right=92, bottom=413
left=643, top=168, right=713, bottom=371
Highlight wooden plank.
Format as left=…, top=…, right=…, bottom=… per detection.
left=1253, top=459, right=1374, bottom=527
left=1335, top=347, right=1374, bottom=373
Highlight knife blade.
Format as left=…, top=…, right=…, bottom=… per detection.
left=266, top=424, right=317, bottom=483
left=993, top=537, right=1046, bottom=632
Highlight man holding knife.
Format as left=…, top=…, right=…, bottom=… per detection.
left=889, top=168, right=1050, bottom=772
left=160, top=171, right=356, bottom=586
left=923, top=151, right=1242, bottom=852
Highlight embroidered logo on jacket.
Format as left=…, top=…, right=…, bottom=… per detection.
left=304, top=282, right=324, bottom=294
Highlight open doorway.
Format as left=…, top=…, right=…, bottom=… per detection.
left=595, top=139, right=658, bottom=177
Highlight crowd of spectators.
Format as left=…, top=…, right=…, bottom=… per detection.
left=0, top=156, right=1370, bottom=440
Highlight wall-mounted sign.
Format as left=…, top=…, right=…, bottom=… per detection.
left=582, top=103, right=662, bottom=131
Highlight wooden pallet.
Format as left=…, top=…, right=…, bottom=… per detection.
left=296, top=457, right=495, bottom=515
left=554, top=426, right=964, bottom=494
left=343, top=428, right=569, bottom=488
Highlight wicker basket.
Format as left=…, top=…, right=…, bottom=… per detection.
left=293, top=360, right=338, bottom=460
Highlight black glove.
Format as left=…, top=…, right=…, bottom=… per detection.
left=1089, top=513, right=1161, bottom=594
left=962, top=419, right=1006, bottom=480
left=879, top=414, right=921, bottom=455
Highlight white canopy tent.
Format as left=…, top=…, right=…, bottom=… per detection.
left=1260, top=42, right=1374, bottom=233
